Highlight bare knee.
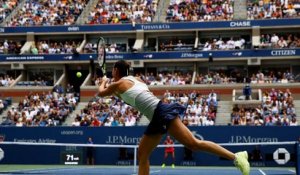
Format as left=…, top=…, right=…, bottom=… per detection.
left=184, top=139, right=208, bottom=151
left=184, top=138, right=200, bottom=151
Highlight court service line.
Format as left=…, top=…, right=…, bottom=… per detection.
left=150, top=170, right=161, bottom=174
left=289, top=169, right=296, bottom=173
left=258, top=169, right=267, bottom=175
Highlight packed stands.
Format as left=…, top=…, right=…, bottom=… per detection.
left=0, top=73, right=14, bottom=87
left=0, top=0, right=19, bottom=23
left=7, top=0, right=89, bottom=26
left=166, top=0, right=234, bottom=22
left=163, top=90, right=218, bottom=126
left=231, top=88, right=297, bottom=126
left=247, top=0, right=300, bottom=20
left=72, top=96, right=141, bottom=127
left=31, top=40, right=81, bottom=54
left=0, top=40, right=23, bottom=54
left=1, top=88, right=78, bottom=126
left=259, top=33, right=300, bottom=49
left=84, top=42, right=126, bottom=53
left=87, top=0, right=159, bottom=24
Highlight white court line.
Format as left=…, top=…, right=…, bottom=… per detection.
left=150, top=170, right=161, bottom=174
left=132, top=170, right=161, bottom=175
left=258, top=169, right=267, bottom=175
left=288, top=169, right=296, bottom=173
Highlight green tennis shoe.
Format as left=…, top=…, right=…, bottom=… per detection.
left=234, top=151, right=250, bottom=175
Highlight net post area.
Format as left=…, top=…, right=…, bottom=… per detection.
left=297, top=142, right=300, bottom=175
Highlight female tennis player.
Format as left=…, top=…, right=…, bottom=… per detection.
left=98, top=60, right=250, bottom=175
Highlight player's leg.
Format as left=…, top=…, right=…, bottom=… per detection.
left=138, top=134, right=163, bottom=175
left=167, top=117, right=250, bottom=175
left=168, top=117, right=235, bottom=159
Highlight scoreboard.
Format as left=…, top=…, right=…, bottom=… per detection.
left=60, top=146, right=83, bottom=165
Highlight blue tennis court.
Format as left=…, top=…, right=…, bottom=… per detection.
left=0, top=166, right=296, bottom=175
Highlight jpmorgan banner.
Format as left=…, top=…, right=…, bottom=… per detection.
left=0, top=126, right=299, bottom=166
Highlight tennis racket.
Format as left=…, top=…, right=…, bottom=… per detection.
left=97, top=37, right=106, bottom=77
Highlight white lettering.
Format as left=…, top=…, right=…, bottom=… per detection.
left=106, top=136, right=141, bottom=144
left=271, top=50, right=296, bottom=56
left=60, top=130, right=83, bottom=135
left=181, top=53, right=203, bottom=58
left=106, top=55, right=124, bottom=59
left=68, top=27, right=80, bottom=31
left=141, top=24, right=170, bottom=30
left=229, top=136, right=278, bottom=143
left=230, top=21, right=251, bottom=27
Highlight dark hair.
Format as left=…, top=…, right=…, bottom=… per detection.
left=114, top=60, right=130, bottom=77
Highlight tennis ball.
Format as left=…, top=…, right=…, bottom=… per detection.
left=76, top=72, right=82, bottom=78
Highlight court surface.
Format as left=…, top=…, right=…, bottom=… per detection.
left=0, top=165, right=296, bottom=175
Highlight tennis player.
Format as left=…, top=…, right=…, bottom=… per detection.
left=98, top=60, right=250, bottom=175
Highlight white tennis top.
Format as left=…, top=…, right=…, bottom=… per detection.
left=119, top=76, right=160, bottom=120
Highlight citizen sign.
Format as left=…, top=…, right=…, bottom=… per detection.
left=271, top=50, right=296, bottom=56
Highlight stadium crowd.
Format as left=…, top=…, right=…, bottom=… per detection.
left=0, top=0, right=19, bottom=23
left=166, top=0, right=234, bottom=22
left=30, top=40, right=81, bottom=54
left=0, top=40, right=23, bottom=54
left=231, top=88, right=297, bottom=126
left=7, top=0, right=89, bottom=26
left=87, top=0, right=159, bottom=24
left=71, top=96, right=141, bottom=127
left=247, top=0, right=300, bottom=20
left=1, top=85, right=77, bottom=126
left=259, top=33, right=300, bottom=48
left=0, top=73, right=14, bottom=87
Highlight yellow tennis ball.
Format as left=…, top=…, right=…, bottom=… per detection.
left=76, top=72, right=82, bottom=78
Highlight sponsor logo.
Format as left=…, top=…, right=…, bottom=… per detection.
left=13, top=138, right=56, bottom=143
left=0, top=28, right=4, bottom=32
left=106, top=54, right=124, bottom=60
left=230, top=21, right=251, bottom=27
left=64, top=56, right=73, bottom=60
left=181, top=161, right=196, bottom=166
left=141, top=24, right=170, bottom=30
left=106, top=136, right=141, bottom=144
left=232, top=52, right=243, bottom=56
left=181, top=53, right=203, bottom=58
left=271, top=50, right=296, bottom=56
left=5, top=56, right=44, bottom=60
left=143, top=54, right=153, bottom=59
left=229, top=136, right=278, bottom=143
left=273, top=148, right=290, bottom=165
left=68, top=27, right=80, bottom=31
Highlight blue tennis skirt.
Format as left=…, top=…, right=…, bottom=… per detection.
left=144, top=101, right=186, bottom=135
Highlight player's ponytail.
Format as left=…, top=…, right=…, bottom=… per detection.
left=114, top=60, right=130, bottom=77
